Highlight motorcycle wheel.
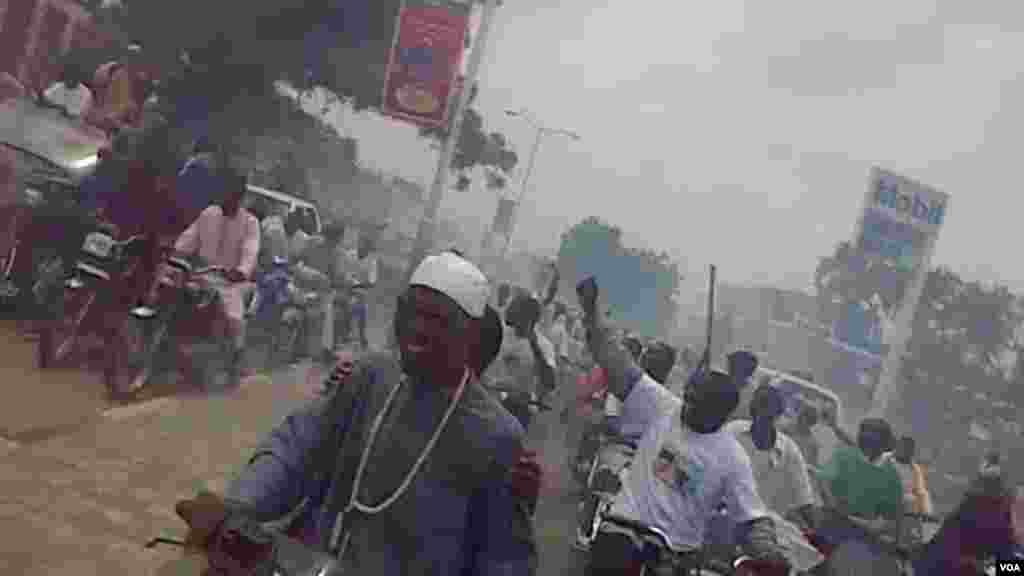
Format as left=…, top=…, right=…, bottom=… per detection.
left=38, top=285, right=93, bottom=369
left=104, top=315, right=155, bottom=400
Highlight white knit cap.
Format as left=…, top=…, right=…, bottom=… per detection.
left=409, top=252, right=490, bottom=319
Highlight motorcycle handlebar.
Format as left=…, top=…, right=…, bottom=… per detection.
left=484, top=385, right=554, bottom=411
left=148, top=505, right=342, bottom=576
left=193, top=266, right=229, bottom=276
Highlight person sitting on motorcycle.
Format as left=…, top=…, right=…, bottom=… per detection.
left=347, top=233, right=378, bottom=351
left=783, top=401, right=822, bottom=469
left=492, top=293, right=557, bottom=429
left=727, top=350, right=759, bottom=389
left=883, top=436, right=933, bottom=517
left=913, top=450, right=1021, bottom=574
left=622, top=333, right=644, bottom=363
left=175, top=251, right=540, bottom=574
left=306, top=221, right=346, bottom=364
left=639, top=340, right=676, bottom=385
left=173, top=169, right=260, bottom=386
left=723, top=384, right=824, bottom=572
left=259, top=205, right=289, bottom=265
left=576, top=278, right=789, bottom=574
left=813, top=417, right=903, bottom=559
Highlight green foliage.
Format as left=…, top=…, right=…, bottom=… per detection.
left=815, top=241, right=1023, bottom=410
left=557, top=217, right=681, bottom=338
left=92, top=0, right=516, bottom=179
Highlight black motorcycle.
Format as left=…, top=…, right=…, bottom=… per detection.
left=116, top=258, right=243, bottom=395
left=483, top=379, right=553, bottom=431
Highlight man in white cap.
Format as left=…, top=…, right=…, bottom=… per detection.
left=175, top=251, right=540, bottom=575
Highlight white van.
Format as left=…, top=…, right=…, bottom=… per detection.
left=245, top=185, right=322, bottom=235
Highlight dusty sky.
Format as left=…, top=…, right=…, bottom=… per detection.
left=328, top=0, right=1022, bottom=295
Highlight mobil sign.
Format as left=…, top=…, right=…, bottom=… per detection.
left=857, top=167, right=949, bottom=274
left=869, top=167, right=948, bottom=234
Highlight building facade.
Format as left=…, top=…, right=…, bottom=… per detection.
left=0, top=0, right=110, bottom=93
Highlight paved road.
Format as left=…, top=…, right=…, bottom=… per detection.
left=0, top=366, right=319, bottom=575
left=0, top=302, right=584, bottom=575
left=0, top=320, right=109, bottom=443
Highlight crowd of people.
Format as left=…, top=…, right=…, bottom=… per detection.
left=171, top=239, right=1021, bottom=574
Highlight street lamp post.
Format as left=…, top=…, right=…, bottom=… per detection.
left=489, top=108, right=579, bottom=262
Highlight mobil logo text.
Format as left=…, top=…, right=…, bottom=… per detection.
left=873, top=173, right=946, bottom=229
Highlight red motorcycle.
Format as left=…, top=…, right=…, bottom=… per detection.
left=37, top=223, right=150, bottom=396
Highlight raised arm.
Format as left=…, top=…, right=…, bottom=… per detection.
left=576, top=277, right=641, bottom=400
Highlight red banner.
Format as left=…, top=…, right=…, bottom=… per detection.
left=381, top=0, right=470, bottom=128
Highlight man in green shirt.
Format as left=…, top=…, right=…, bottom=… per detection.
left=814, top=417, right=903, bottom=569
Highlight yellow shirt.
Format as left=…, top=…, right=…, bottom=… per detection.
left=889, top=457, right=933, bottom=515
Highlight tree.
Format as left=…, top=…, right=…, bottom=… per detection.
left=88, top=0, right=516, bottom=183
left=815, top=240, right=1023, bottom=441
left=557, top=217, right=681, bottom=338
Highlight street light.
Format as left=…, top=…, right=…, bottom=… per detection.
left=493, top=108, right=579, bottom=258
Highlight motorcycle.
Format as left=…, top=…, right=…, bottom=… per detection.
left=334, top=281, right=374, bottom=352
left=483, top=379, right=554, bottom=432
left=36, top=224, right=149, bottom=391
left=586, top=514, right=731, bottom=575
left=575, top=416, right=638, bottom=551
left=246, top=258, right=312, bottom=368
left=814, top=509, right=948, bottom=576
left=115, top=258, right=248, bottom=395
left=149, top=503, right=340, bottom=576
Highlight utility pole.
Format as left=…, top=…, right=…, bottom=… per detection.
left=483, top=109, right=579, bottom=266
left=403, top=0, right=499, bottom=284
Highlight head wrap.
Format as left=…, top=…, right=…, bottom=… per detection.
left=406, top=252, right=502, bottom=374
left=409, top=252, right=490, bottom=319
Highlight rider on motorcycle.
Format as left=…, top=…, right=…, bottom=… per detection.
left=723, top=384, right=824, bottom=572
left=172, top=169, right=260, bottom=386
left=175, top=251, right=539, bottom=574
left=493, top=292, right=557, bottom=429
left=576, top=278, right=789, bottom=574
left=638, top=340, right=676, bottom=385
left=813, top=417, right=903, bottom=563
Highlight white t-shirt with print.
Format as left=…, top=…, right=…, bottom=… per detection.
left=609, top=374, right=768, bottom=550
left=618, top=371, right=682, bottom=440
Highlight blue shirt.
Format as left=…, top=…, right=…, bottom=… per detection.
left=227, top=360, right=536, bottom=576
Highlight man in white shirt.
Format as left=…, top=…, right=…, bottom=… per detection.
left=575, top=277, right=789, bottom=574
left=493, top=294, right=557, bottom=430
left=43, top=68, right=94, bottom=119
left=174, top=171, right=260, bottom=385
left=724, top=385, right=824, bottom=572
left=347, top=234, right=379, bottom=350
